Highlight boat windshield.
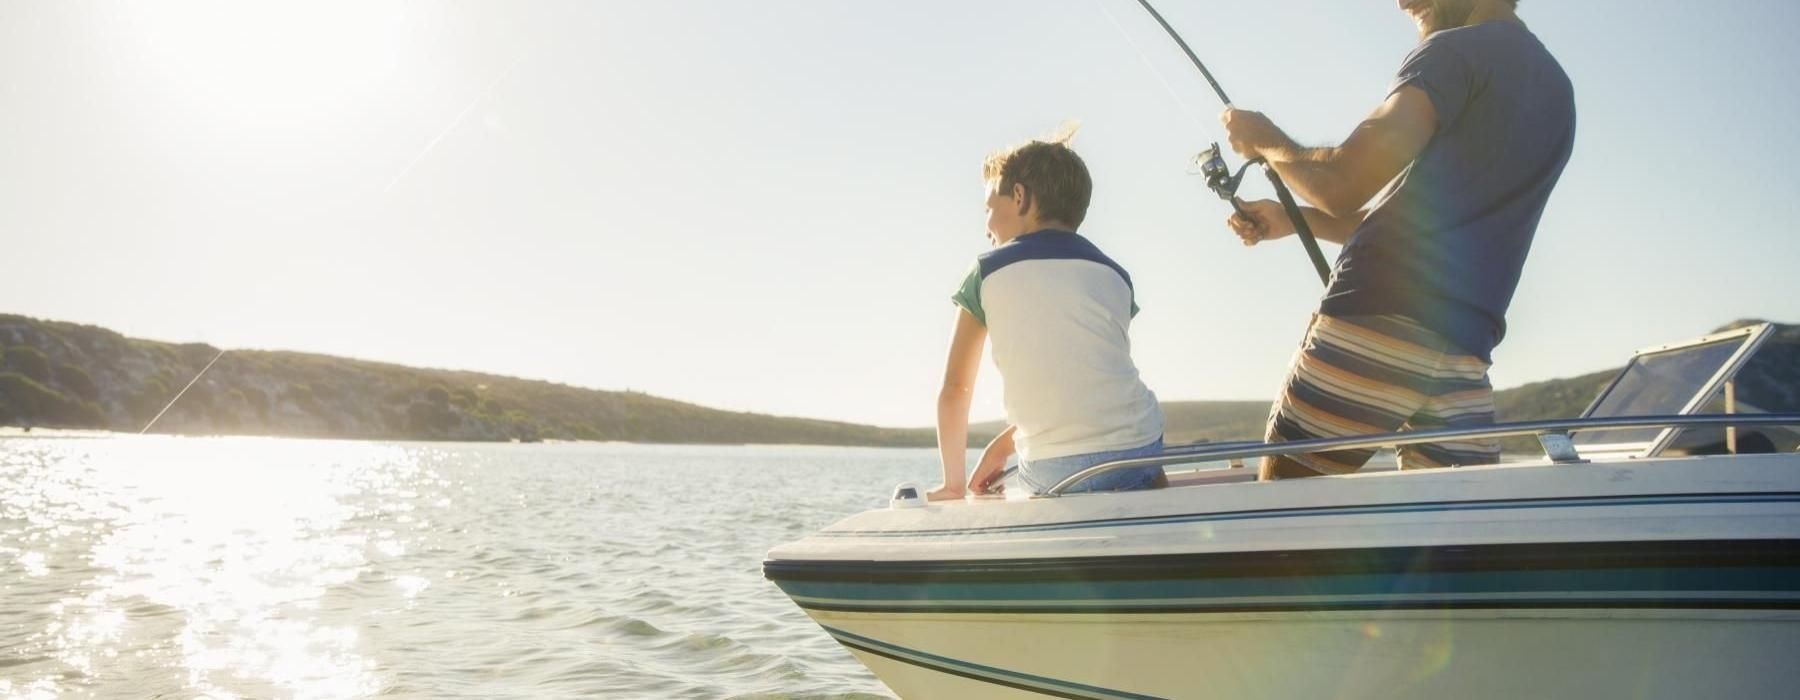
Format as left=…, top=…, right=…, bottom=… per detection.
left=1574, top=326, right=1768, bottom=455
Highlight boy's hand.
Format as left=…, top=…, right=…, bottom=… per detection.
left=1226, top=199, right=1294, bottom=246
left=967, top=450, right=1009, bottom=496
left=968, top=424, right=1017, bottom=496
left=926, top=484, right=966, bottom=502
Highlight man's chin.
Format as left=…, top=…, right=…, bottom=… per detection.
left=1414, top=12, right=1450, bottom=36
left=1404, top=9, right=1433, bottom=37
left=1420, top=0, right=1477, bottom=34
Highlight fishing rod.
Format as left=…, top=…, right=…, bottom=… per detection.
left=1129, top=0, right=1332, bottom=286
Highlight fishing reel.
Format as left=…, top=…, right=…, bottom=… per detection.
left=1191, top=142, right=1259, bottom=217
left=1128, top=0, right=1334, bottom=285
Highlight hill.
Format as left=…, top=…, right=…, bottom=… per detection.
left=1, top=314, right=1791, bottom=449
left=0, top=314, right=942, bottom=446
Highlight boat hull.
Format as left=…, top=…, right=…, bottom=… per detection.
left=806, top=608, right=1800, bottom=699
left=766, top=455, right=1800, bottom=699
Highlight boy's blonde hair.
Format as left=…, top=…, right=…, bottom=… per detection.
left=983, top=124, right=1092, bottom=229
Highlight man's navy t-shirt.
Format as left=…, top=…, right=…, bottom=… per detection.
left=1320, top=21, right=1575, bottom=362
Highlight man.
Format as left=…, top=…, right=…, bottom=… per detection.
left=1219, top=0, right=1575, bottom=479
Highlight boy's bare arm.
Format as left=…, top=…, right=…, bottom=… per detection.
left=930, top=309, right=987, bottom=501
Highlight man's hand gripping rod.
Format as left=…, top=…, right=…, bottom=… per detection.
left=1131, top=0, right=1332, bottom=285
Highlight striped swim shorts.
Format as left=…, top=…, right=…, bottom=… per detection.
left=1262, top=314, right=1501, bottom=478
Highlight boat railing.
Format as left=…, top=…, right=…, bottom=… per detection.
left=1043, top=413, right=1800, bottom=497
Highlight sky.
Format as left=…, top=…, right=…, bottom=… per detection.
left=2, top=1, right=1797, bottom=428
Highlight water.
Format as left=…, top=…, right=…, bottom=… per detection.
left=0, top=435, right=942, bottom=698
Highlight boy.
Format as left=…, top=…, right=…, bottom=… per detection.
left=927, top=132, right=1165, bottom=501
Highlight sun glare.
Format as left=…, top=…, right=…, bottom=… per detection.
left=97, top=2, right=428, bottom=143
left=5, top=436, right=417, bottom=698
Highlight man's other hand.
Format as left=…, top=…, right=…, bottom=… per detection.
left=1227, top=199, right=1294, bottom=246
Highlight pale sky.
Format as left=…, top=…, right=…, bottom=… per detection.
left=3, top=1, right=1797, bottom=427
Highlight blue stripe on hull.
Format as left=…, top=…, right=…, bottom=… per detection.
left=769, top=541, right=1800, bottom=615
left=778, top=566, right=1800, bottom=614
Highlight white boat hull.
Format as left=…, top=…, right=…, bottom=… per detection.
left=810, top=609, right=1800, bottom=699
left=767, top=455, right=1800, bottom=699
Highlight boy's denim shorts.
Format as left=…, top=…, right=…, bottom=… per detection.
left=1015, top=437, right=1165, bottom=495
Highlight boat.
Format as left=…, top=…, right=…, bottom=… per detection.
left=764, top=323, right=1800, bottom=699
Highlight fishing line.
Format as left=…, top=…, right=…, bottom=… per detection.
left=1089, top=0, right=1206, bottom=127
left=1127, top=0, right=1232, bottom=106
left=384, top=53, right=530, bottom=194
left=1111, top=0, right=1334, bottom=285
left=140, top=349, right=227, bottom=434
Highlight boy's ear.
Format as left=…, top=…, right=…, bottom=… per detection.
left=1012, top=183, right=1032, bottom=218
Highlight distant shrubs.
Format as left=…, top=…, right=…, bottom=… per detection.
left=126, top=378, right=171, bottom=423
left=0, top=344, right=106, bottom=428
left=308, top=381, right=341, bottom=402
left=0, top=372, right=103, bottom=427
left=406, top=400, right=457, bottom=436
left=1495, top=369, right=1614, bottom=422
left=3, top=346, right=51, bottom=383
left=239, top=386, right=270, bottom=416
left=174, top=343, right=219, bottom=365
left=287, top=384, right=320, bottom=413
left=53, top=362, right=100, bottom=401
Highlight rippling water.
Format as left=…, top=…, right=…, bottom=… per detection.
left=0, top=435, right=942, bottom=698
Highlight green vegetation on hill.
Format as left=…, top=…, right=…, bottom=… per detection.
left=0, top=314, right=944, bottom=446
left=1, top=313, right=1792, bottom=449
left=1160, top=401, right=1273, bottom=444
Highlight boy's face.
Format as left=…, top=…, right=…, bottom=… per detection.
left=984, top=180, right=1029, bottom=246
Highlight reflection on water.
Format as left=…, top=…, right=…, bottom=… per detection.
left=1, top=436, right=919, bottom=698
left=5, top=438, right=404, bottom=699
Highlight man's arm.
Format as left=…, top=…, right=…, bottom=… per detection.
left=929, top=308, right=987, bottom=502
left=1221, top=86, right=1438, bottom=219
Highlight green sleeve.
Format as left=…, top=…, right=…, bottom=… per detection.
left=951, top=264, right=985, bottom=326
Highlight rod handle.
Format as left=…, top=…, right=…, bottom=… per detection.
left=1263, top=168, right=1332, bottom=286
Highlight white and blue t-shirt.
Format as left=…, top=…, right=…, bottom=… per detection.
left=952, top=229, right=1163, bottom=462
